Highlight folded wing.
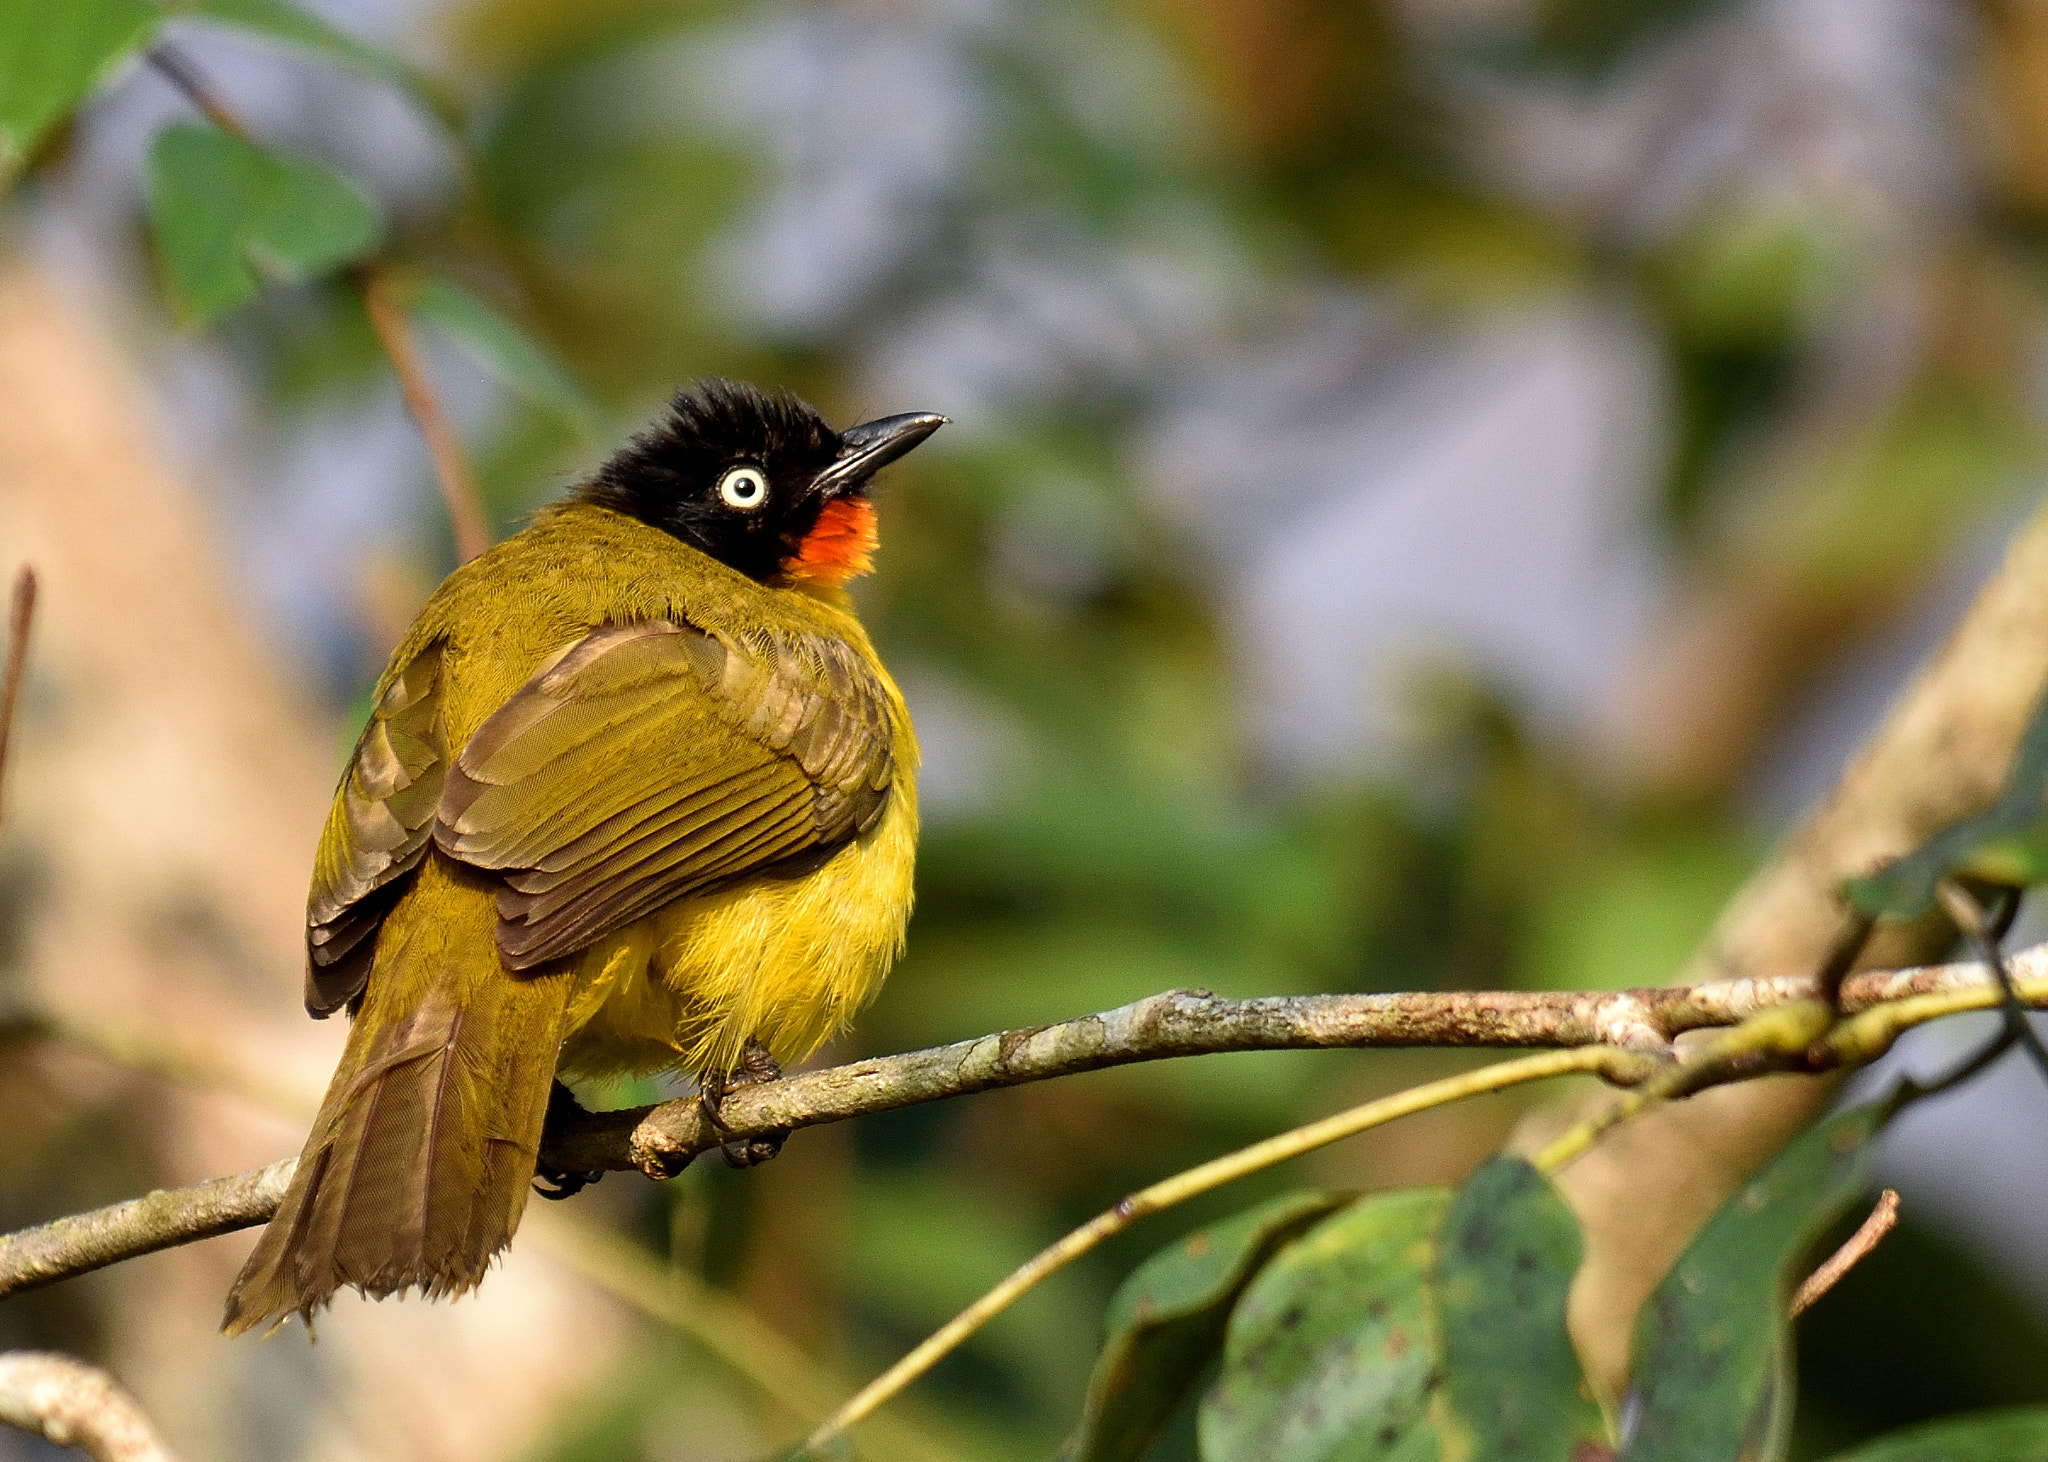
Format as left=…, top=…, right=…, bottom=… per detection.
left=434, top=619, right=896, bottom=969
left=305, top=643, right=450, bottom=1015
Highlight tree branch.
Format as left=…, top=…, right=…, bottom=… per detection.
left=0, top=1352, right=180, bottom=1462
left=0, top=1162, right=293, bottom=1299
left=147, top=48, right=497, bottom=565
left=359, top=268, right=494, bottom=564
left=1, top=947, right=2038, bottom=1304
left=544, top=947, right=2047, bottom=1177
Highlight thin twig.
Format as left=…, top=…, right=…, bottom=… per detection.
left=1531, top=998, right=1838, bottom=1173
left=1813, top=908, right=1876, bottom=1009
left=146, top=47, right=247, bottom=139
left=1790, top=1188, right=1900, bottom=1316
left=1900, top=1012, right=2023, bottom=1101
left=0, top=566, right=36, bottom=831
left=802, top=1046, right=1657, bottom=1454
left=1987, top=886, right=2024, bottom=941
left=1529, top=928, right=2048, bottom=1176
left=1938, top=879, right=2048, bottom=1087
left=0, top=1351, right=180, bottom=1462
left=360, top=268, right=494, bottom=563
left=1532, top=934, right=2048, bottom=1175
left=146, top=48, right=496, bottom=564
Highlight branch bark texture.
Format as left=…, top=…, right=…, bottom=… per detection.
left=0, top=1163, right=293, bottom=1300
left=542, top=953, right=2041, bottom=1177
left=2, top=948, right=2037, bottom=1304
left=0, top=1352, right=181, bottom=1462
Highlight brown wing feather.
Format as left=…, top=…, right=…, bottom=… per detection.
left=305, top=643, right=450, bottom=1015
left=434, top=619, right=895, bottom=970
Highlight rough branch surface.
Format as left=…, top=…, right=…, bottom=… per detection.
left=1, top=947, right=2038, bottom=1302
left=0, top=1162, right=293, bottom=1299
left=547, top=949, right=2044, bottom=1177
left=0, top=1351, right=180, bottom=1461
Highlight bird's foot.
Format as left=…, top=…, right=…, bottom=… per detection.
left=719, top=1132, right=787, bottom=1168
left=533, top=1081, right=606, bottom=1199
left=697, top=1039, right=790, bottom=1169
left=533, top=1165, right=602, bottom=1200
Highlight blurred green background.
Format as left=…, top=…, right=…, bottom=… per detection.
left=12, top=0, right=2048, bottom=1457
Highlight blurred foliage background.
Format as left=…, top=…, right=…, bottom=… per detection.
left=9, top=0, right=2048, bottom=1457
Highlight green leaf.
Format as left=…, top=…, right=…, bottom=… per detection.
left=0, top=0, right=158, bottom=170
left=397, top=274, right=595, bottom=427
left=1819, top=1408, right=2048, bottom=1461
left=145, top=124, right=381, bottom=325
left=1435, top=1159, right=1611, bottom=1462
left=1201, top=1188, right=1449, bottom=1462
left=160, top=0, right=454, bottom=125
left=1618, top=1104, right=1884, bottom=1462
left=1843, top=682, right=2048, bottom=918
left=1063, top=1192, right=1353, bottom=1462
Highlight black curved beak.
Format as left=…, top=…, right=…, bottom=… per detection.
left=812, top=412, right=948, bottom=498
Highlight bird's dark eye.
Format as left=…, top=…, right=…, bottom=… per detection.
left=718, top=465, right=769, bottom=510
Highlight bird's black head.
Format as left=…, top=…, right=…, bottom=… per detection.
left=574, top=379, right=945, bottom=588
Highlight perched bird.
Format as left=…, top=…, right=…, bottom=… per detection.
left=223, top=381, right=942, bottom=1335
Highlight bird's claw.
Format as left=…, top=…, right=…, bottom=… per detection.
left=532, top=1165, right=603, bottom=1200
left=697, top=1038, right=790, bottom=1168
left=719, top=1132, right=787, bottom=1168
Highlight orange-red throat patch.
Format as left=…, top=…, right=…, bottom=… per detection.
left=782, top=496, right=879, bottom=590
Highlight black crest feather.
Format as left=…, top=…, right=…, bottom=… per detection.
left=574, top=380, right=845, bottom=581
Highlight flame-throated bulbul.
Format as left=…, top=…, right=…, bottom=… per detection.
left=223, top=380, right=942, bottom=1334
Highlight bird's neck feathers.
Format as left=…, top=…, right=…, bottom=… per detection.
left=780, top=497, right=878, bottom=592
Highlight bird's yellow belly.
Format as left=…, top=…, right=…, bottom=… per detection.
left=554, top=786, right=916, bottom=1082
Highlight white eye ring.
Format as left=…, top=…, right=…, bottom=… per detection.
left=718, top=465, right=768, bottom=510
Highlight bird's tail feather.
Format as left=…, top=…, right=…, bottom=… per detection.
left=223, top=900, right=571, bottom=1336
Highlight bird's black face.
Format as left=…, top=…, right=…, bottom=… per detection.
left=574, top=380, right=944, bottom=586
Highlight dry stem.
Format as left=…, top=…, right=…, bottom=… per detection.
left=0, top=564, right=34, bottom=829
left=1790, top=1188, right=1900, bottom=1317
left=360, top=269, right=494, bottom=563
left=146, top=48, right=247, bottom=139
left=145, top=49, right=496, bottom=564
left=0, top=1352, right=179, bottom=1462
